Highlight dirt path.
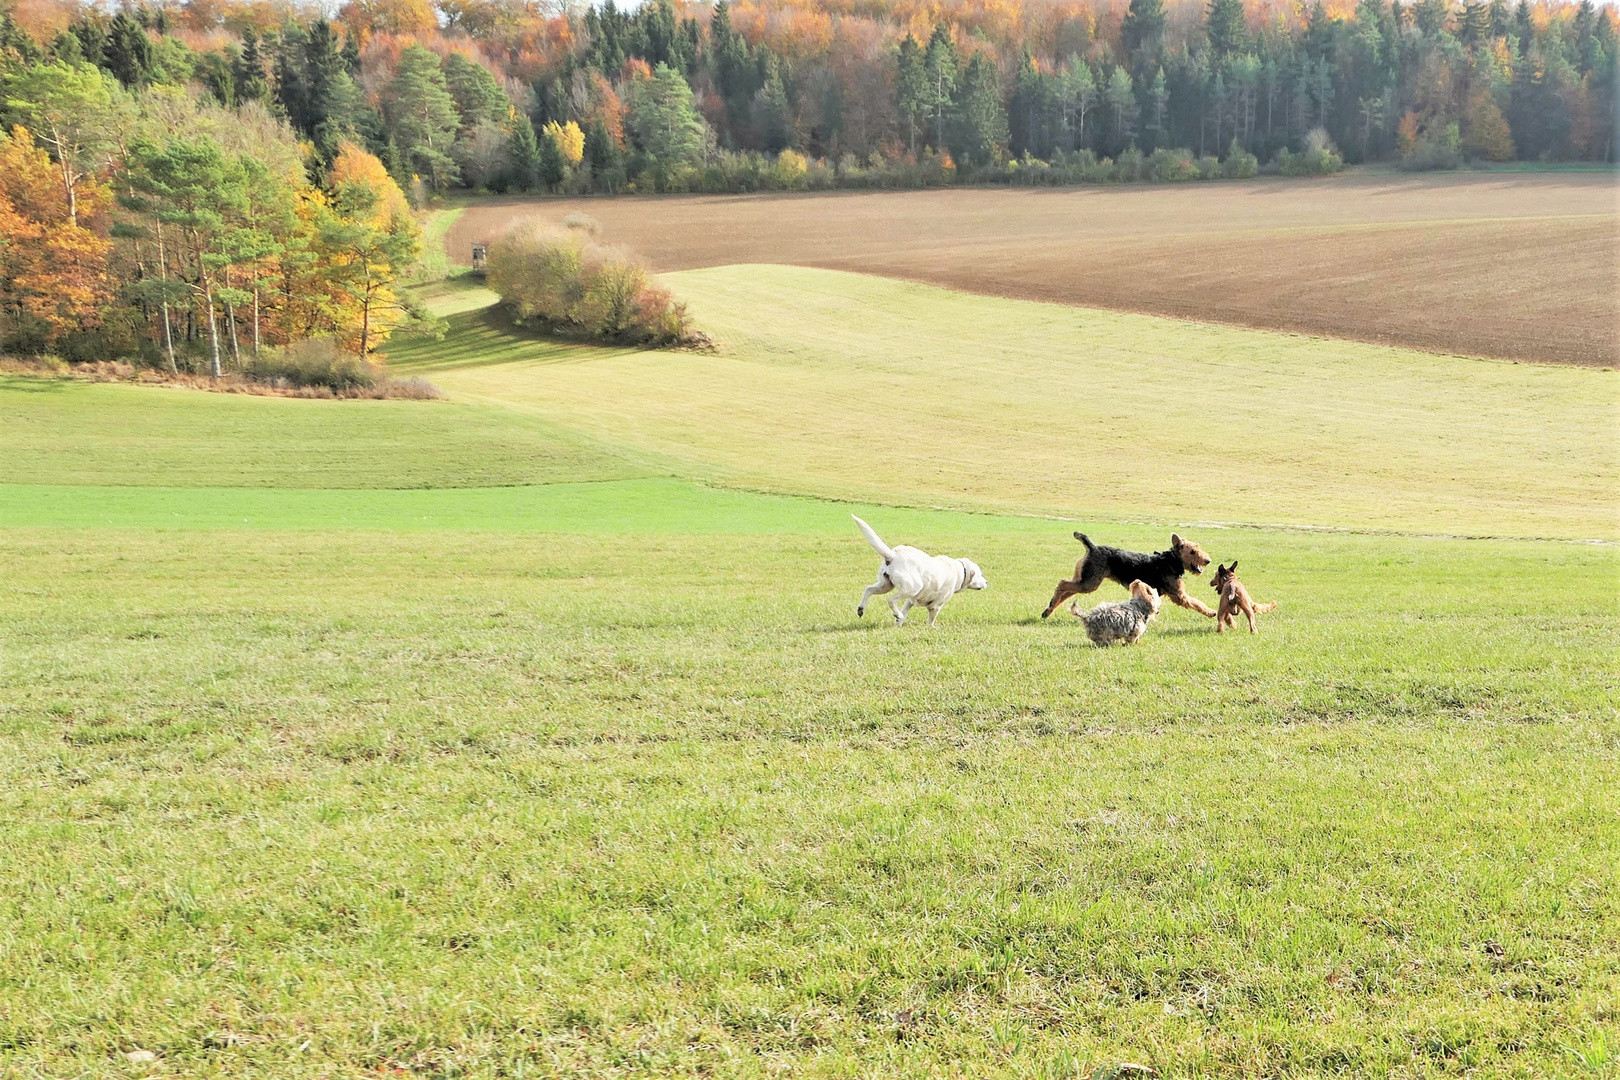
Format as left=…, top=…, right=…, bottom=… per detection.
left=447, top=172, right=1620, bottom=366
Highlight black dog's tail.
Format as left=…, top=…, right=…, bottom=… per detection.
left=1073, top=531, right=1096, bottom=551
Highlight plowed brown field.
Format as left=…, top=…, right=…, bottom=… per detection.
left=447, top=172, right=1619, bottom=365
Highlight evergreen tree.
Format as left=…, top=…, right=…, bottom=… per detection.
left=1105, top=64, right=1140, bottom=150
left=1488, top=0, right=1512, bottom=38
left=507, top=115, right=540, bottom=191
left=1148, top=66, right=1170, bottom=146
left=895, top=34, right=929, bottom=155
left=1009, top=49, right=1042, bottom=157
left=950, top=52, right=1008, bottom=166
left=101, top=11, right=153, bottom=88
left=924, top=24, right=959, bottom=152
left=1063, top=58, right=1098, bottom=151
left=585, top=115, right=626, bottom=192
left=537, top=123, right=565, bottom=189
left=0, top=10, right=43, bottom=65
left=385, top=45, right=462, bottom=190
left=1122, top=0, right=1168, bottom=79
left=755, top=55, right=794, bottom=152
left=1206, top=0, right=1250, bottom=60
left=443, top=53, right=510, bottom=135
left=627, top=61, right=706, bottom=172
left=235, top=27, right=268, bottom=103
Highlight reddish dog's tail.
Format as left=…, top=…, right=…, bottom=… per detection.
left=1254, top=601, right=1278, bottom=613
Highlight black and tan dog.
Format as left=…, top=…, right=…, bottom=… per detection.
left=1042, top=532, right=1218, bottom=619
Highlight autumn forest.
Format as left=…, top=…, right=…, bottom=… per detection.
left=0, top=0, right=1614, bottom=370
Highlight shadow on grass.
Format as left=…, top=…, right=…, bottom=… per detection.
left=0, top=374, right=72, bottom=393
left=387, top=305, right=648, bottom=374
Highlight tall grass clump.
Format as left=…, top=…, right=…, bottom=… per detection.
left=243, top=338, right=441, bottom=399
left=486, top=221, right=703, bottom=347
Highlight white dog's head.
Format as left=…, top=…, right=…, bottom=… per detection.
left=959, top=559, right=988, bottom=591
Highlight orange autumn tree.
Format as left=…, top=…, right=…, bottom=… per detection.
left=0, top=125, right=113, bottom=354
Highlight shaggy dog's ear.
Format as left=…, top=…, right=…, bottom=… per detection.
left=1170, top=533, right=1183, bottom=549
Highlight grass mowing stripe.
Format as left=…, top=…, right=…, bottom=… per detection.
left=0, top=479, right=1066, bottom=533
left=0, top=375, right=655, bottom=490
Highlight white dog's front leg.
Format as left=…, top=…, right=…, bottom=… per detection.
left=926, top=604, right=943, bottom=626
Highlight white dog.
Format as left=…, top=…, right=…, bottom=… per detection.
left=853, top=515, right=987, bottom=626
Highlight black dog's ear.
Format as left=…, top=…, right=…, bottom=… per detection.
left=1229, top=561, right=1237, bottom=572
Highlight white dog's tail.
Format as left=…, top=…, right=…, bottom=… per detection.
left=851, top=515, right=895, bottom=562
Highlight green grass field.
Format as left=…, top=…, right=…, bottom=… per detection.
left=1, top=268, right=1616, bottom=1078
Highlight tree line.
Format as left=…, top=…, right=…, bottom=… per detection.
left=2, top=0, right=1614, bottom=205
left=0, top=18, right=423, bottom=368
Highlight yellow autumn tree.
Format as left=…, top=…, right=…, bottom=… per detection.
left=542, top=120, right=585, bottom=165
left=318, top=141, right=422, bottom=357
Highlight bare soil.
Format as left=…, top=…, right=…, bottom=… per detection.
left=447, top=172, right=1620, bottom=365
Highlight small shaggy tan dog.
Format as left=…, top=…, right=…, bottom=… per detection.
left=1074, top=579, right=1161, bottom=646
left=1211, top=561, right=1277, bottom=633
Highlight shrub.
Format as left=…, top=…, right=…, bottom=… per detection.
left=1222, top=138, right=1259, bottom=179
left=1145, top=148, right=1200, bottom=181
left=244, top=338, right=378, bottom=391
left=773, top=148, right=810, bottom=189
left=1277, top=128, right=1345, bottom=176
left=1399, top=122, right=1463, bottom=171
left=485, top=222, right=702, bottom=347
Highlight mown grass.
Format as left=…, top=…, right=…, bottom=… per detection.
left=0, top=375, right=650, bottom=489
left=388, top=267, right=1619, bottom=541
left=1, top=266, right=1616, bottom=1077
left=2, top=509, right=1616, bottom=1077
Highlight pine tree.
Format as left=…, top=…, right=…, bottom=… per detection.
left=235, top=27, right=268, bottom=103
left=1063, top=58, right=1097, bottom=151
left=627, top=61, right=706, bottom=173
left=585, top=115, right=625, bottom=193
left=1010, top=49, right=1041, bottom=157
left=1148, top=67, right=1170, bottom=145
left=537, top=123, right=565, bottom=189
left=1122, top=0, right=1167, bottom=78
left=755, top=56, right=794, bottom=152
left=101, top=11, right=153, bottom=88
left=443, top=53, right=511, bottom=136
left=1105, top=64, right=1139, bottom=150
left=924, top=24, right=959, bottom=152
left=507, top=115, right=540, bottom=191
left=950, top=53, right=1008, bottom=167
left=895, top=35, right=929, bottom=156
left=384, top=45, right=462, bottom=190
left=1206, top=0, right=1249, bottom=60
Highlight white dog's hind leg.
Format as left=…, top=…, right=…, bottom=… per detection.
left=892, top=597, right=911, bottom=625
left=858, top=573, right=893, bottom=617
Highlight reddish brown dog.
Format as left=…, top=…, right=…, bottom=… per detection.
left=1211, top=561, right=1277, bottom=633
left=1042, top=532, right=1217, bottom=619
